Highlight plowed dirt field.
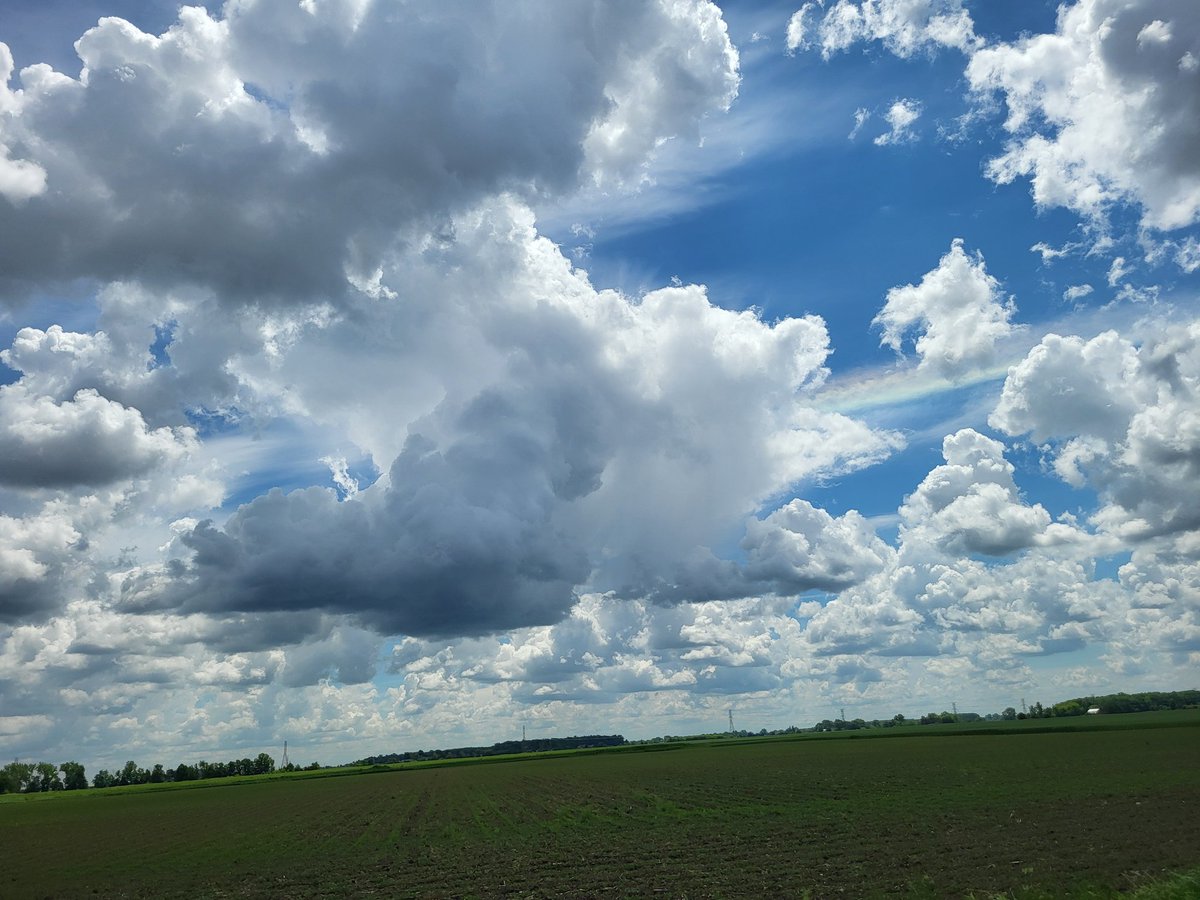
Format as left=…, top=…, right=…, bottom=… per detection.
left=3, top=720, right=1198, bottom=897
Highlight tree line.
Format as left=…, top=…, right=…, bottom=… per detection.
left=899, top=689, right=1198, bottom=729
left=0, top=752, right=323, bottom=794
left=353, top=734, right=626, bottom=766
left=1050, top=690, right=1200, bottom=717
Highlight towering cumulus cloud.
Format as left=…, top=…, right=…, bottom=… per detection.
left=0, top=2, right=896, bottom=655
left=128, top=203, right=899, bottom=638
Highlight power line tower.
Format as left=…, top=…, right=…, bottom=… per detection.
left=522, top=724, right=526, bottom=742
left=728, top=708, right=734, bottom=733
left=840, top=707, right=846, bottom=722
left=281, top=740, right=290, bottom=769
left=1021, top=697, right=1027, bottom=714
left=952, top=702, right=958, bottom=721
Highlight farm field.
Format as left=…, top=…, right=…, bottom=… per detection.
left=3, top=714, right=1199, bottom=898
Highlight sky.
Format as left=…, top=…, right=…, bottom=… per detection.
left=0, top=0, right=1198, bottom=773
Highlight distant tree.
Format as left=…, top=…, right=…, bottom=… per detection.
left=149, top=763, right=166, bottom=784
left=117, top=760, right=143, bottom=786
left=892, top=713, right=906, bottom=725
left=92, top=769, right=115, bottom=789
left=60, top=761, right=88, bottom=791
left=173, top=763, right=197, bottom=782
left=305, top=762, right=321, bottom=771
left=252, top=753, right=275, bottom=775
left=29, top=762, right=62, bottom=792
left=1001, top=707, right=1017, bottom=721
left=1, top=762, right=33, bottom=794
left=1016, top=712, right=1027, bottom=720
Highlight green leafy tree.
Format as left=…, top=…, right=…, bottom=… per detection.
left=253, top=753, right=275, bottom=775
left=60, top=761, right=88, bottom=791
left=1001, top=707, right=1017, bottom=720
left=173, top=763, right=197, bottom=782
left=32, top=761, right=62, bottom=792
left=92, top=769, right=115, bottom=789
left=1, top=762, right=33, bottom=794
left=117, top=760, right=143, bottom=786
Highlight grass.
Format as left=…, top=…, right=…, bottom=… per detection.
left=2, top=711, right=1198, bottom=897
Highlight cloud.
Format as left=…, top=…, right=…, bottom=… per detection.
left=115, top=199, right=899, bottom=639
left=0, top=0, right=739, bottom=304
left=967, top=0, right=1200, bottom=231
left=0, top=508, right=82, bottom=624
left=992, top=320, right=1200, bottom=542
left=899, top=429, right=1073, bottom=557
left=848, top=106, right=870, bottom=139
left=873, top=98, right=922, bottom=145
left=793, top=0, right=1200, bottom=243
left=1175, top=237, right=1200, bottom=272
left=0, top=386, right=195, bottom=489
left=786, top=0, right=979, bottom=59
left=0, top=43, right=48, bottom=203
left=741, top=501, right=895, bottom=593
left=0, top=288, right=253, bottom=432
left=873, top=239, right=1017, bottom=377
left=1107, top=257, right=1133, bottom=287
left=991, top=331, right=1150, bottom=444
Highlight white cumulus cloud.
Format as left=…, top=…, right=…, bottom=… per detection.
left=967, top=0, right=1200, bottom=232
left=874, top=239, right=1017, bottom=377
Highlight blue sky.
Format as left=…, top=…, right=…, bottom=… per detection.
left=1, top=0, right=1198, bottom=771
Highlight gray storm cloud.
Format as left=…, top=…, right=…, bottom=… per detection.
left=0, top=0, right=738, bottom=303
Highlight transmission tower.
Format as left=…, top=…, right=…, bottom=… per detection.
left=281, top=740, right=290, bottom=769
left=728, top=708, right=734, bottom=733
